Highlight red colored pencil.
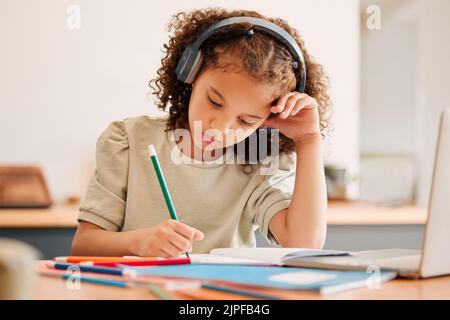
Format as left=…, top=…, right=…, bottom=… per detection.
left=80, top=257, right=191, bottom=267
left=54, top=256, right=153, bottom=263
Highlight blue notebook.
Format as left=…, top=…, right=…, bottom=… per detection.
left=125, top=264, right=397, bottom=294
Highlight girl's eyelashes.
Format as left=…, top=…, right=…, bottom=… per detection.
left=207, top=95, right=255, bottom=127
left=239, top=118, right=254, bottom=127
left=207, top=96, right=222, bottom=108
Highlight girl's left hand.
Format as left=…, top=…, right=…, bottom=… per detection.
left=263, top=92, right=320, bottom=145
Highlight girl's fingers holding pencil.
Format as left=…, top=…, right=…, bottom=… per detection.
left=133, top=220, right=203, bottom=258
left=158, top=249, right=173, bottom=259
left=155, top=249, right=170, bottom=259
left=173, top=221, right=204, bottom=241
left=169, top=232, right=192, bottom=253
left=192, top=230, right=204, bottom=241
left=161, top=242, right=183, bottom=258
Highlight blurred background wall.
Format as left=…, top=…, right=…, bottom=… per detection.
left=1, top=0, right=449, bottom=208
left=2, top=0, right=450, bottom=256
left=360, top=0, right=450, bottom=207
left=0, top=0, right=360, bottom=203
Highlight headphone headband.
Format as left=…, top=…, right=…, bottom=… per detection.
left=175, top=17, right=307, bottom=93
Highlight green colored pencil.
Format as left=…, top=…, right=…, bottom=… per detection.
left=148, top=144, right=190, bottom=259
left=148, top=283, right=178, bottom=300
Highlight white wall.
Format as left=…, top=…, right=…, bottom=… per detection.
left=360, top=20, right=417, bottom=155
left=0, top=0, right=360, bottom=202
left=359, top=0, right=450, bottom=207
left=359, top=0, right=418, bottom=204
left=416, top=0, right=450, bottom=207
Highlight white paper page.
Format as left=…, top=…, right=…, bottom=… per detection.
left=209, top=248, right=323, bottom=264
left=209, top=248, right=350, bottom=264
left=187, top=254, right=270, bottom=265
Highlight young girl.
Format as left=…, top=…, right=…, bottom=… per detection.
left=72, top=8, right=331, bottom=258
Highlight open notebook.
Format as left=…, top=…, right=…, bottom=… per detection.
left=187, top=248, right=350, bottom=266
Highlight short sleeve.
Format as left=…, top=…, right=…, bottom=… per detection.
left=78, top=121, right=129, bottom=231
left=246, top=153, right=296, bottom=246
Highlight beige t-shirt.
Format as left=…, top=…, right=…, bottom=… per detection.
left=78, top=114, right=296, bottom=253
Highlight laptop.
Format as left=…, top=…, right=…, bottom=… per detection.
left=285, top=109, right=450, bottom=278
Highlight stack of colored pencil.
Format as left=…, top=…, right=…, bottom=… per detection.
left=40, top=256, right=193, bottom=299
left=41, top=256, right=283, bottom=300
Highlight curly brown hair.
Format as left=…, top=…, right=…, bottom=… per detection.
left=149, top=7, right=332, bottom=173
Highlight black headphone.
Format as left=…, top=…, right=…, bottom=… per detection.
left=175, top=17, right=307, bottom=93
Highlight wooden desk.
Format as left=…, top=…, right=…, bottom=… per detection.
left=0, top=201, right=427, bottom=228
left=326, top=201, right=427, bottom=225
left=0, top=204, right=79, bottom=228
left=33, top=270, right=450, bottom=300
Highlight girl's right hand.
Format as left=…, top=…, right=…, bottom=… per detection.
left=133, top=219, right=204, bottom=258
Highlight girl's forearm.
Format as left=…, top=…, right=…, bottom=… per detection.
left=71, top=225, right=143, bottom=256
left=286, top=134, right=328, bottom=248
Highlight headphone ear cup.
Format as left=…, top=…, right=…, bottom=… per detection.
left=185, top=50, right=204, bottom=84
